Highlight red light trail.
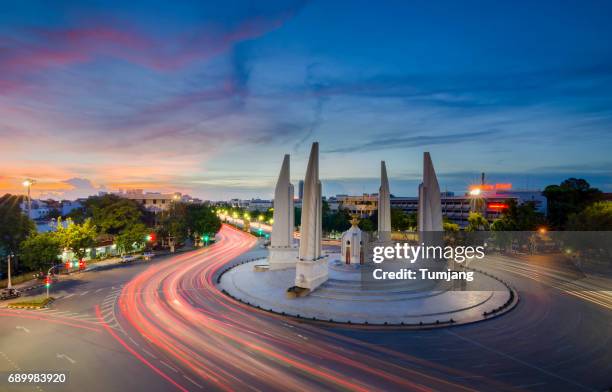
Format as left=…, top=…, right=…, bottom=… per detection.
left=114, top=224, right=510, bottom=391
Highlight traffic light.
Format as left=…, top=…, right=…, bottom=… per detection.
left=146, top=232, right=156, bottom=242
left=44, top=275, right=51, bottom=288
left=202, top=235, right=210, bottom=246
left=264, top=233, right=270, bottom=239
left=78, top=260, right=86, bottom=270
left=65, top=261, right=71, bottom=270
left=258, top=228, right=263, bottom=236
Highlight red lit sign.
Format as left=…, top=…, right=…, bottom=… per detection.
left=469, top=183, right=513, bottom=193
left=488, top=202, right=509, bottom=210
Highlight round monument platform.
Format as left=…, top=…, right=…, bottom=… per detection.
left=218, top=257, right=518, bottom=328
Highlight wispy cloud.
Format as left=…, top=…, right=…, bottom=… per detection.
left=325, top=130, right=498, bottom=153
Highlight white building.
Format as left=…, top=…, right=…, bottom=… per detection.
left=20, top=199, right=51, bottom=220
left=120, top=189, right=182, bottom=212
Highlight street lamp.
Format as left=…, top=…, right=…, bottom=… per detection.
left=6, top=253, right=14, bottom=289
left=22, top=178, right=36, bottom=218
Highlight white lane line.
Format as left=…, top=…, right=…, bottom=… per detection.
left=183, top=375, right=203, bottom=389
left=128, top=337, right=140, bottom=347
left=95, top=288, right=103, bottom=293
left=56, top=353, right=76, bottom=364
left=446, top=330, right=592, bottom=391
left=515, top=382, right=547, bottom=388
left=80, top=291, right=89, bottom=296
left=16, top=326, right=30, bottom=333
left=141, top=348, right=157, bottom=359
left=64, top=293, right=75, bottom=299
left=159, top=360, right=179, bottom=373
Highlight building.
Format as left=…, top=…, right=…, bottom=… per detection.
left=336, top=193, right=378, bottom=218
left=229, top=198, right=273, bottom=212
left=391, top=185, right=546, bottom=228
left=120, top=189, right=182, bottom=212
left=20, top=199, right=51, bottom=220
left=61, top=200, right=83, bottom=216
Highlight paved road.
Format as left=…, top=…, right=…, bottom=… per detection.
left=1, top=224, right=610, bottom=391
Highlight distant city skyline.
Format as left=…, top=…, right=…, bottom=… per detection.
left=2, top=1, right=611, bottom=200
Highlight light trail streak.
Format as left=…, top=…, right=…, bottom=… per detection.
left=116, top=224, right=512, bottom=391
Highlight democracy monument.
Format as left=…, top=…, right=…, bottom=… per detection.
left=219, top=142, right=517, bottom=327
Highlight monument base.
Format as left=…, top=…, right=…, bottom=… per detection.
left=218, top=258, right=517, bottom=327
left=267, top=247, right=298, bottom=270
left=295, top=257, right=328, bottom=291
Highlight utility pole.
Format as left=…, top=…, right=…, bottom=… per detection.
left=7, top=254, right=12, bottom=289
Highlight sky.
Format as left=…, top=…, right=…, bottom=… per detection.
left=1, top=0, right=611, bottom=200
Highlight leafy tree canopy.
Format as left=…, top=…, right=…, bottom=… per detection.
left=186, top=204, right=221, bottom=238
left=543, top=178, right=602, bottom=229
left=0, top=194, right=36, bottom=256
left=566, top=201, right=612, bottom=231
left=80, top=194, right=144, bottom=235
left=55, top=218, right=97, bottom=260
left=20, top=232, right=61, bottom=271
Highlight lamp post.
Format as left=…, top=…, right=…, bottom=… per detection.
left=22, top=178, right=36, bottom=218
left=45, top=264, right=61, bottom=298
left=7, top=253, right=13, bottom=289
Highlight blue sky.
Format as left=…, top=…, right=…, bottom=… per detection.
left=1, top=0, right=611, bottom=199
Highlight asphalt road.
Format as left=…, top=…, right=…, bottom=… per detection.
left=1, top=224, right=610, bottom=391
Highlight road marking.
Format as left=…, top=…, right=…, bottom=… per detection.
left=16, top=326, right=30, bottom=333
left=95, top=288, right=103, bottom=293
left=128, top=337, right=140, bottom=347
left=80, top=291, right=89, bottom=296
left=56, top=353, right=76, bottom=364
left=183, top=375, right=203, bottom=389
left=64, top=293, right=75, bottom=299
left=142, top=348, right=158, bottom=359
left=493, top=371, right=519, bottom=376
left=446, top=330, right=592, bottom=391
left=515, top=382, right=547, bottom=388
left=159, top=360, right=179, bottom=373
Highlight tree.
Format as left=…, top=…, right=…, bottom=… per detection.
left=358, top=217, right=376, bottom=232
left=115, top=223, right=148, bottom=255
left=82, top=194, right=144, bottom=235
left=391, top=208, right=416, bottom=231
left=496, top=199, right=545, bottom=231
left=465, top=212, right=489, bottom=231
left=543, top=178, right=602, bottom=229
left=20, top=232, right=61, bottom=272
left=0, top=194, right=36, bottom=258
left=186, top=204, right=222, bottom=241
left=443, top=222, right=460, bottom=232
left=56, top=218, right=97, bottom=260
left=294, top=207, right=301, bottom=228
left=323, top=209, right=352, bottom=233
left=159, top=203, right=188, bottom=252
left=566, top=201, right=612, bottom=230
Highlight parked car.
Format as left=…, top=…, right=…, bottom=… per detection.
left=142, top=252, right=155, bottom=261
left=120, top=255, right=138, bottom=263
left=0, top=288, right=21, bottom=300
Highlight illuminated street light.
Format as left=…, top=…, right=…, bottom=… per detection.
left=538, top=227, right=547, bottom=234
left=22, top=178, right=36, bottom=218
left=469, top=188, right=481, bottom=196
